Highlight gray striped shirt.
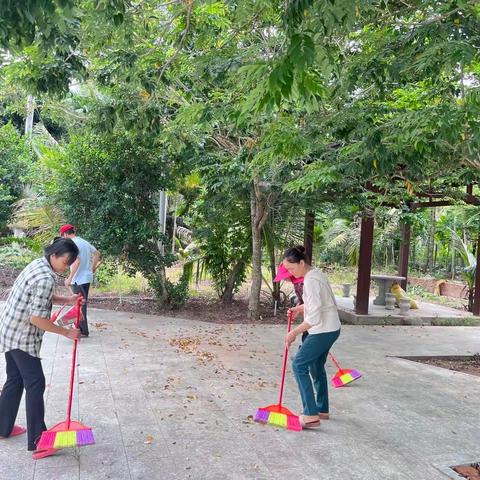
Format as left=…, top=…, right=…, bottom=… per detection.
left=0, top=257, right=55, bottom=357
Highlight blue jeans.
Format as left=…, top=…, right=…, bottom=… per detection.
left=292, top=329, right=340, bottom=416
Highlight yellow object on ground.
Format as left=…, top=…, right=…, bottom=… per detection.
left=390, top=283, right=418, bottom=309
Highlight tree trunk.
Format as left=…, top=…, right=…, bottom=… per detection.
left=248, top=181, right=278, bottom=319
left=423, top=208, right=436, bottom=273
left=398, top=222, right=410, bottom=290
left=25, top=95, right=35, bottom=137
left=269, top=241, right=281, bottom=304
left=222, top=260, right=245, bottom=304
left=411, top=236, right=416, bottom=270
left=355, top=212, right=374, bottom=315
left=248, top=220, right=263, bottom=318
left=304, top=209, right=315, bottom=263
left=151, top=263, right=168, bottom=305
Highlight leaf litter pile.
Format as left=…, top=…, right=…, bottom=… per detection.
left=168, top=326, right=278, bottom=394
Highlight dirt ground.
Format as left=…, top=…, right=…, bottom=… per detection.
left=0, top=284, right=288, bottom=324
left=411, top=355, right=480, bottom=377
left=453, top=463, right=480, bottom=480
left=87, top=293, right=286, bottom=324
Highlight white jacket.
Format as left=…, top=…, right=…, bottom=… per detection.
left=303, top=268, right=341, bottom=334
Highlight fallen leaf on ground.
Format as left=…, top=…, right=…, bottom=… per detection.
left=144, top=435, right=154, bottom=444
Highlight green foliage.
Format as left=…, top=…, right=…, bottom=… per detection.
left=449, top=228, right=476, bottom=293
left=0, top=243, right=37, bottom=270
left=47, top=130, right=178, bottom=300
left=0, top=0, right=128, bottom=95
left=200, top=221, right=250, bottom=298
left=0, top=123, right=33, bottom=230
left=322, top=218, right=360, bottom=266
left=0, top=236, right=43, bottom=253
left=2, top=0, right=480, bottom=317
left=0, top=0, right=128, bottom=49
left=93, top=257, right=120, bottom=287
left=52, top=131, right=169, bottom=254
left=165, top=276, right=190, bottom=309
left=6, top=42, right=87, bottom=96
left=0, top=0, right=77, bottom=48
left=192, top=158, right=251, bottom=299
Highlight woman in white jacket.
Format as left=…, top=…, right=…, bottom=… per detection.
left=283, top=246, right=341, bottom=429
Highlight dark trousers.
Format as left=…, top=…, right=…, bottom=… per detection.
left=72, top=283, right=90, bottom=336
left=0, top=349, right=46, bottom=450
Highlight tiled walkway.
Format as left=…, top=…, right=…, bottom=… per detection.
left=1, top=308, right=479, bottom=479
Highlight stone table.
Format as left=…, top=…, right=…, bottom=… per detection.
left=371, top=274, right=406, bottom=305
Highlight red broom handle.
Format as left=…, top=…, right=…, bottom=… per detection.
left=328, top=352, right=344, bottom=372
left=278, top=310, right=293, bottom=408
left=66, top=296, right=82, bottom=428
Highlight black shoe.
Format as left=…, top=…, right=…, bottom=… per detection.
left=80, top=333, right=89, bottom=338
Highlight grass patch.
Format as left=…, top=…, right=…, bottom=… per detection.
left=95, top=271, right=149, bottom=295
left=431, top=317, right=480, bottom=326
left=407, top=284, right=467, bottom=310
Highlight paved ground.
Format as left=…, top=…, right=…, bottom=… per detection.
left=335, top=296, right=479, bottom=325
left=0, top=307, right=479, bottom=480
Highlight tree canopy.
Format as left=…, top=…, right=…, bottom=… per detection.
left=1, top=0, right=479, bottom=314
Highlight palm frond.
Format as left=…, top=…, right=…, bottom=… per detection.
left=448, top=227, right=476, bottom=288
left=10, top=196, right=64, bottom=245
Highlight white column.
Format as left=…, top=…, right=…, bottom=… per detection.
left=158, top=190, right=168, bottom=255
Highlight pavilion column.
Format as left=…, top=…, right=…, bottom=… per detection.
left=355, top=211, right=374, bottom=315
left=304, top=209, right=315, bottom=264
left=398, top=222, right=411, bottom=290
left=472, top=234, right=480, bottom=316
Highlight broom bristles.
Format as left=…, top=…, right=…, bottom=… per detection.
left=286, top=415, right=302, bottom=431
left=36, top=431, right=56, bottom=450
left=37, top=429, right=95, bottom=450
left=254, top=409, right=270, bottom=423
left=77, top=429, right=95, bottom=446
left=332, top=368, right=362, bottom=388
left=254, top=408, right=302, bottom=431
left=268, top=412, right=286, bottom=428
left=54, top=431, right=77, bottom=448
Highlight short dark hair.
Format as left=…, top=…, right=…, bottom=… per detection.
left=283, top=245, right=308, bottom=264
left=44, top=238, right=79, bottom=266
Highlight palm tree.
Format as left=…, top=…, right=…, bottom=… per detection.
left=449, top=228, right=476, bottom=311
left=9, top=121, right=65, bottom=243
left=10, top=195, right=64, bottom=245
left=323, top=218, right=361, bottom=266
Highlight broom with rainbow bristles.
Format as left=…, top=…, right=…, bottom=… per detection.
left=254, top=311, right=302, bottom=431
left=329, top=352, right=362, bottom=388
left=37, top=297, right=95, bottom=450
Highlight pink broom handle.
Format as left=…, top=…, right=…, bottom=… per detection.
left=278, top=310, right=293, bottom=408
left=328, top=352, right=344, bottom=372
left=66, top=296, right=82, bottom=428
